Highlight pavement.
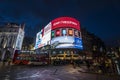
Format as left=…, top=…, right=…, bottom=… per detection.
left=0, top=63, right=120, bottom=80
left=76, top=65, right=120, bottom=77
left=0, top=62, right=119, bottom=75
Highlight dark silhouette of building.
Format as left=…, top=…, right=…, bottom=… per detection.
left=81, top=28, right=106, bottom=58
left=22, top=36, right=34, bottom=50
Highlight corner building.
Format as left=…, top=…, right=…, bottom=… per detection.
left=0, top=23, right=25, bottom=61
left=35, top=17, right=83, bottom=58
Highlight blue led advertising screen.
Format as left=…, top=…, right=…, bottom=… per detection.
left=51, top=36, right=83, bottom=50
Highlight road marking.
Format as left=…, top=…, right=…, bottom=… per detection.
left=17, top=71, right=26, bottom=74
left=4, top=75, right=10, bottom=80
left=41, top=70, right=51, bottom=74
left=16, top=76, right=31, bottom=79
left=16, top=71, right=41, bottom=79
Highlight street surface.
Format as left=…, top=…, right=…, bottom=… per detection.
left=0, top=64, right=120, bottom=80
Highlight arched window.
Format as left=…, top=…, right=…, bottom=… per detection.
left=0, top=50, right=2, bottom=61
left=1, top=38, right=4, bottom=44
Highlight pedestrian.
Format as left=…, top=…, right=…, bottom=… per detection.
left=85, top=59, right=90, bottom=71
left=8, top=58, right=11, bottom=65
left=105, top=58, right=111, bottom=74
left=99, top=61, right=105, bottom=74
left=73, top=61, right=76, bottom=69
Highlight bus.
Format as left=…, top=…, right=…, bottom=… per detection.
left=12, top=50, right=49, bottom=65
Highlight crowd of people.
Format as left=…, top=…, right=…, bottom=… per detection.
left=85, top=57, right=117, bottom=74
left=51, top=56, right=120, bottom=74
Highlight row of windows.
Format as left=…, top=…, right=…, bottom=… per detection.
left=0, top=36, right=16, bottom=38
left=0, top=29, right=18, bottom=32
left=51, top=28, right=81, bottom=38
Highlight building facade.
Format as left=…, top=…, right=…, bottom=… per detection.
left=35, top=17, right=83, bottom=55
left=81, top=28, right=106, bottom=58
left=0, top=23, right=25, bottom=61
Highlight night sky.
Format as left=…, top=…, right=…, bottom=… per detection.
left=0, top=0, right=120, bottom=45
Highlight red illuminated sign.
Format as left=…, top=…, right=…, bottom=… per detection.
left=56, top=30, right=60, bottom=36
left=51, top=17, right=80, bottom=30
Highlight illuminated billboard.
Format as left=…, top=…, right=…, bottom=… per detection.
left=51, top=36, right=83, bottom=49
left=50, top=17, right=83, bottom=50
left=35, top=17, right=83, bottom=50
left=34, top=30, right=43, bottom=49
left=41, top=22, right=51, bottom=45
left=35, top=22, right=51, bottom=49
left=51, top=17, right=80, bottom=30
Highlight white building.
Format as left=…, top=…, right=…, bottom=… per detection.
left=0, top=23, right=25, bottom=61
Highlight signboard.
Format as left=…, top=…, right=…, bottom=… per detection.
left=51, top=17, right=80, bottom=30
left=34, top=30, right=43, bottom=49
left=51, top=36, right=83, bottom=50
left=35, top=22, right=51, bottom=49
left=15, top=28, right=24, bottom=50
left=41, top=22, right=51, bottom=46
left=35, top=17, right=83, bottom=50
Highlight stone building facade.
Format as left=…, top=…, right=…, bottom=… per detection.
left=0, top=23, right=25, bottom=61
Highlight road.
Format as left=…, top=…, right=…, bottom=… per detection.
left=0, top=64, right=119, bottom=80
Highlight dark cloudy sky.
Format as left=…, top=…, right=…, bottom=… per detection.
left=0, top=0, right=120, bottom=45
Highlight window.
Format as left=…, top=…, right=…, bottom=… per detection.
left=67, top=50, right=70, bottom=54
left=73, top=55, right=78, bottom=57
left=66, top=55, right=71, bottom=57
left=1, top=38, right=4, bottom=44
left=59, top=51, right=63, bottom=54
left=52, top=51, right=56, bottom=54
left=58, top=55, right=64, bottom=57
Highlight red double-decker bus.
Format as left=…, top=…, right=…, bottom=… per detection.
left=12, top=50, right=49, bottom=65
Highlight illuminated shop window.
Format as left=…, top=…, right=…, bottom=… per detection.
left=68, top=29, right=73, bottom=36
left=59, top=51, right=63, bottom=54
left=51, top=31, right=55, bottom=38
left=62, top=29, right=66, bottom=36
left=56, top=29, right=60, bottom=36
left=71, top=51, right=73, bottom=55
left=67, top=50, right=70, bottom=54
